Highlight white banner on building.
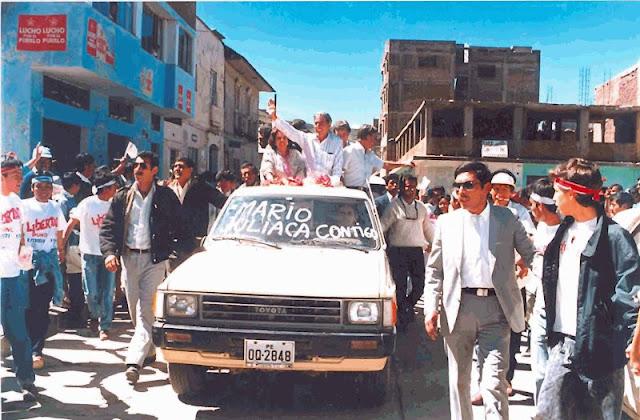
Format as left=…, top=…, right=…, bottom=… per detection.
left=481, top=140, right=508, bottom=158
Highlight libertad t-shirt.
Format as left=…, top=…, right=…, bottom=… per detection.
left=553, top=217, right=597, bottom=336
left=22, top=198, right=66, bottom=253
left=71, top=195, right=111, bottom=256
left=0, top=193, right=24, bottom=278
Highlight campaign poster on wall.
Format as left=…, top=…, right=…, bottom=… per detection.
left=17, top=14, right=67, bottom=51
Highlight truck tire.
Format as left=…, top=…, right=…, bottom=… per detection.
left=168, top=363, right=206, bottom=396
left=355, top=361, right=391, bottom=404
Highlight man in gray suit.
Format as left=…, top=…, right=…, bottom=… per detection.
left=424, top=161, right=535, bottom=420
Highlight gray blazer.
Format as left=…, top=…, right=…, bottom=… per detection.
left=424, top=204, right=535, bottom=334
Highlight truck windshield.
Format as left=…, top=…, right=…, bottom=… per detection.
left=210, top=195, right=380, bottom=250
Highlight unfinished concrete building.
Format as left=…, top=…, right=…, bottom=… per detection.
left=593, top=63, right=640, bottom=144
left=379, top=40, right=540, bottom=144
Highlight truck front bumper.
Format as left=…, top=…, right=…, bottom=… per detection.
left=152, top=322, right=395, bottom=372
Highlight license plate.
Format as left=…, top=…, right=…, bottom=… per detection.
left=244, top=339, right=295, bottom=368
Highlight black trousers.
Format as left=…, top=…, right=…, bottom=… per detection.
left=66, top=272, right=86, bottom=323
left=388, top=246, right=425, bottom=314
left=26, top=273, right=54, bottom=357
left=507, top=287, right=528, bottom=382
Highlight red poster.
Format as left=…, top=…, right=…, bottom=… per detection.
left=87, top=18, right=97, bottom=56
left=177, top=85, right=183, bottom=110
left=186, top=90, right=192, bottom=113
left=17, top=14, right=67, bottom=51
left=87, top=18, right=114, bottom=65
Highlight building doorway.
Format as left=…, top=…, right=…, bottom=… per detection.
left=108, top=133, right=129, bottom=163
left=42, top=118, right=81, bottom=173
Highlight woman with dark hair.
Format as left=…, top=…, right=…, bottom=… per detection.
left=259, top=128, right=306, bottom=185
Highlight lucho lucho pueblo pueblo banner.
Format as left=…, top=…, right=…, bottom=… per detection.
left=220, top=199, right=378, bottom=241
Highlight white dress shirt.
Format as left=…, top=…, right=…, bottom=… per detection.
left=381, top=197, right=434, bottom=247
left=508, top=200, right=536, bottom=235
left=460, top=203, right=493, bottom=288
left=272, top=118, right=344, bottom=183
left=126, top=184, right=155, bottom=250
left=169, top=179, right=191, bottom=204
left=553, top=217, right=597, bottom=336
left=342, top=142, right=384, bottom=188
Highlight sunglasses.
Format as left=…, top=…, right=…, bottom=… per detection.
left=134, top=162, right=148, bottom=170
left=452, top=181, right=478, bottom=190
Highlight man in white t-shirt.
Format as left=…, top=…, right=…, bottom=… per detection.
left=536, top=158, right=640, bottom=419
left=0, top=158, right=37, bottom=401
left=64, top=174, right=117, bottom=340
left=342, top=125, right=412, bottom=189
left=526, top=178, right=562, bottom=405
left=22, top=174, right=66, bottom=371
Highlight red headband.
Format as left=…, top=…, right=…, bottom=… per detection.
left=1, top=166, right=20, bottom=175
left=554, top=178, right=601, bottom=200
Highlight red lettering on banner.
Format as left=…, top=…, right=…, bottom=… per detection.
left=186, top=90, right=192, bottom=113
left=25, top=216, right=58, bottom=234
left=17, top=15, right=67, bottom=51
left=91, top=214, right=106, bottom=227
left=177, top=85, right=183, bottom=110
left=1, top=207, right=21, bottom=224
left=86, top=18, right=115, bottom=65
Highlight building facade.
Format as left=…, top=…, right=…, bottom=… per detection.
left=223, top=45, right=274, bottom=175
left=164, top=18, right=225, bottom=176
left=1, top=2, right=195, bottom=177
left=594, top=62, right=640, bottom=144
left=379, top=40, right=540, bottom=146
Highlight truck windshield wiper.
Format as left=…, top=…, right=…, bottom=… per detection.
left=292, top=238, right=369, bottom=253
left=211, top=236, right=281, bottom=249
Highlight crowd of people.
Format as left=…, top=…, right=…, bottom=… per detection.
left=2, top=99, right=640, bottom=420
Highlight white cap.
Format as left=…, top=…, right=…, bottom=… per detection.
left=369, top=175, right=385, bottom=186
left=491, top=172, right=516, bottom=187
left=32, top=146, right=53, bottom=159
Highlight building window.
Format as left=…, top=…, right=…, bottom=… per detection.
left=150, top=142, right=159, bottom=156
left=151, top=113, right=161, bottom=131
left=93, top=2, right=134, bottom=33
left=210, top=70, right=218, bottom=106
left=178, top=28, right=193, bottom=74
left=188, top=147, right=198, bottom=168
left=477, top=64, right=496, bottom=79
left=109, top=98, right=133, bottom=123
left=43, top=76, right=90, bottom=110
left=208, top=144, right=219, bottom=173
left=194, top=65, right=198, bottom=91
left=107, top=133, right=129, bottom=162
left=169, top=148, right=179, bottom=166
left=418, top=56, right=438, bottom=68
left=141, top=6, right=163, bottom=59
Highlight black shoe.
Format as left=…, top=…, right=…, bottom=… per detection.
left=142, top=354, right=156, bottom=367
left=22, top=384, right=38, bottom=402
left=125, top=365, right=140, bottom=385
left=88, top=318, right=99, bottom=333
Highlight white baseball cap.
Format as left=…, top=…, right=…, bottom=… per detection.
left=32, top=145, right=53, bottom=159
left=491, top=172, right=516, bottom=187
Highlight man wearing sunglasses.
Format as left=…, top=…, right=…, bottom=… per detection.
left=99, top=151, right=182, bottom=386
left=535, top=158, right=640, bottom=420
left=166, top=157, right=226, bottom=271
left=424, top=161, right=535, bottom=420
left=380, top=175, right=434, bottom=330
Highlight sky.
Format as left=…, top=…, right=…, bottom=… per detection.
left=197, top=2, right=640, bottom=127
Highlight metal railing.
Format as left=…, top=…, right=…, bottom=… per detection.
left=390, top=100, right=428, bottom=160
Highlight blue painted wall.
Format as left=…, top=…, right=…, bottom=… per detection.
left=2, top=2, right=194, bottom=171
left=523, top=162, right=640, bottom=189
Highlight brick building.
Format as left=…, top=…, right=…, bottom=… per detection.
left=379, top=40, right=540, bottom=145
left=594, top=62, right=640, bottom=144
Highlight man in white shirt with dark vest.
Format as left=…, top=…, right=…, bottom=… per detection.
left=424, top=161, right=535, bottom=420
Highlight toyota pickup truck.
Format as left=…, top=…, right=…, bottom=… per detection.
left=152, top=186, right=397, bottom=401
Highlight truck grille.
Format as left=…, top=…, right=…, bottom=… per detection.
left=201, top=294, right=342, bottom=324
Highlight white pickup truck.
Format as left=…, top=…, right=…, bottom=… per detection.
left=152, top=186, right=397, bottom=401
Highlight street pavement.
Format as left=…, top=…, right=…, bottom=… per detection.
left=1, top=311, right=536, bottom=419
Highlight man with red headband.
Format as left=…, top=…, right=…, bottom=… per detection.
left=536, top=158, right=640, bottom=419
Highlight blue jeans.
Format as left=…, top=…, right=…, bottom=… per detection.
left=530, top=305, right=549, bottom=405
left=0, top=273, right=35, bottom=387
left=81, top=254, right=115, bottom=331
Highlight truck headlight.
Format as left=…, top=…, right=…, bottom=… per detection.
left=383, top=299, right=396, bottom=327
left=166, top=294, right=198, bottom=318
left=348, top=301, right=379, bottom=324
